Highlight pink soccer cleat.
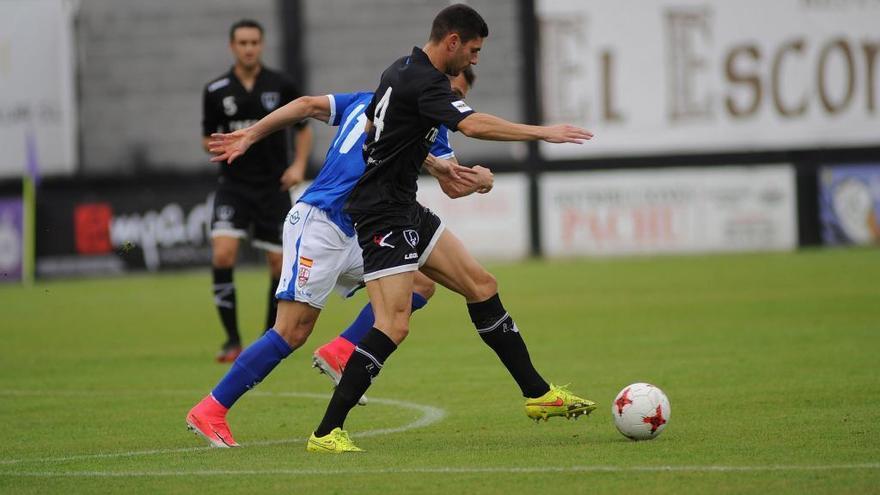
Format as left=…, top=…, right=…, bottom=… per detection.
left=185, top=395, right=240, bottom=448
left=312, top=337, right=367, bottom=405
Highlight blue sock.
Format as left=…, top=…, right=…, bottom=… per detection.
left=340, top=292, right=428, bottom=345
left=212, top=329, right=292, bottom=408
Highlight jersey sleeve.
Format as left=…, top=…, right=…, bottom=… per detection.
left=281, top=76, right=308, bottom=130
left=201, top=86, right=221, bottom=137
left=429, top=126, right=455, bottom=159
left=327, top=92, right=365, bottom=127
left=417, top=74, right=475, bottom=131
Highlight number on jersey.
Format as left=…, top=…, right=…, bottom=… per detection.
left=333, top=103, right=368, bottom=154
left=373, top=87, right=392, bottom=141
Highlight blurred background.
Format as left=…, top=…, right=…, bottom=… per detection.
left=1, top=0, right=878, bottom=282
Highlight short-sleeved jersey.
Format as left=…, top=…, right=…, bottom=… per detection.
left=299, top=91, right=455, bottom=237
left=203, top=66, right=304, bottom=187
left=344, top=47, right=474, bottom=216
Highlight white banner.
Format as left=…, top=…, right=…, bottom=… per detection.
left=540, top=166, right=798, bottom=256
left=417, top=173, right=530, bottom=260
left=537, top=0, right=880, bottom=158
left=0, top=0, right=78, bottom=178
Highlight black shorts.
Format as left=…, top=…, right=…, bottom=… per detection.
left=353, top=202, right=445, bottom=281
left=211, top=181, right=291, bottom=252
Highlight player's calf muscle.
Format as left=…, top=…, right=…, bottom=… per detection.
left=467, top=268, right=497, bottom=302
left=212, top=248, right=237, bottom=267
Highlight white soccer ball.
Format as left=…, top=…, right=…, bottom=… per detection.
left=612, top=383, right=671, bottom=440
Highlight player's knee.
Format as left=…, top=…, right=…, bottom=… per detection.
left=273, top=311, right=317, bottom=349
left=274, top=322, right=314, bottom=349
left=212, top=248, right=237, bottom=268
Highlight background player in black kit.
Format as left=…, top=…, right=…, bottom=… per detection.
left=202, top=19, right=313, bottom=362
left=307, top=4, right=596, bottom=453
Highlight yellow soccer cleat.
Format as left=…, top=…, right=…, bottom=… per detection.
left=306, top=427, right=364, bottom=453
left=525, top=384, right=597, bottom=422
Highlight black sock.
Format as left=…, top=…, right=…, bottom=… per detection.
left=314, top=328, right=397, bottom=436
left=265, top=277, right=280, bottom=331
left=212, top=267, right=240, bottom=345
left=468, top=294, right=550, bottom=398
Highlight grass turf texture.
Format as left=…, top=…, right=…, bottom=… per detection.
left=0, top=249, right=878, bottom=494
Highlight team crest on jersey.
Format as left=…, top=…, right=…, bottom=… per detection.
left=261, top=92, right=280, bottom=111
left=216, top=205, right=235, bottom=221
left=297, top=256, right=314, bottom=288
left=223, top=96, right=237, bottom=116
left=403, top=229, right=419, bottom=248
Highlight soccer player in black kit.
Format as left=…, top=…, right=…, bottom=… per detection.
left=202, top=19, right=313, bottom=362
left=307, top=4, right=597, bottom=453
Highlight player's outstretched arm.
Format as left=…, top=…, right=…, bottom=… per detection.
left=423, top=155, right=493, bottom=199
left=209, top=95, right=331, bottom=164
left=457, top=113, right=593, bottom=144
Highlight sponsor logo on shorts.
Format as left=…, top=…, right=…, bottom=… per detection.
left=297, top=266, right=310, bottom=288
left=403, top=229, right=419, bottom=248
left=288, top=211, right=300, bottom=225
left=404, top=252, right=417, bottom=260
left=297, top=257, right=314, bottom=288
left=373, top=231, right=395, bottom=248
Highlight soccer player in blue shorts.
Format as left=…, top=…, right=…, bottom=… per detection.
left=186, top=69, right=489, bottom=447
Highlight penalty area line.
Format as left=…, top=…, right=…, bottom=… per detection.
left=1, top=463, right=879, bottom=477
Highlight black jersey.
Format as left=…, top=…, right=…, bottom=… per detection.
left=344, top=47, right=475, bottom=216
left=202, top=66, right=304, bottom=187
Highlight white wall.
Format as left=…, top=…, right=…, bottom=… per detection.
left=0, top=0, right=77, bottom=179
left=538, top=0, right=880, bottom=158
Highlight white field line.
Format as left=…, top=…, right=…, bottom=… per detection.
left=1, top=464, right=879, bottom=478
left=2, top=390, right=877, bottom=478
left=0, top=389, right=445, bottom=466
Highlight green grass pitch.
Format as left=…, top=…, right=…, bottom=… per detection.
left=1, top=249, right=878, bottom=493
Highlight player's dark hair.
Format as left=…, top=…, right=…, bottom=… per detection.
left=462, top=66, right=476, bottom=87
left=429, top=4, right=489, bottom=43
left=229, top=19, right=264, bottom=41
